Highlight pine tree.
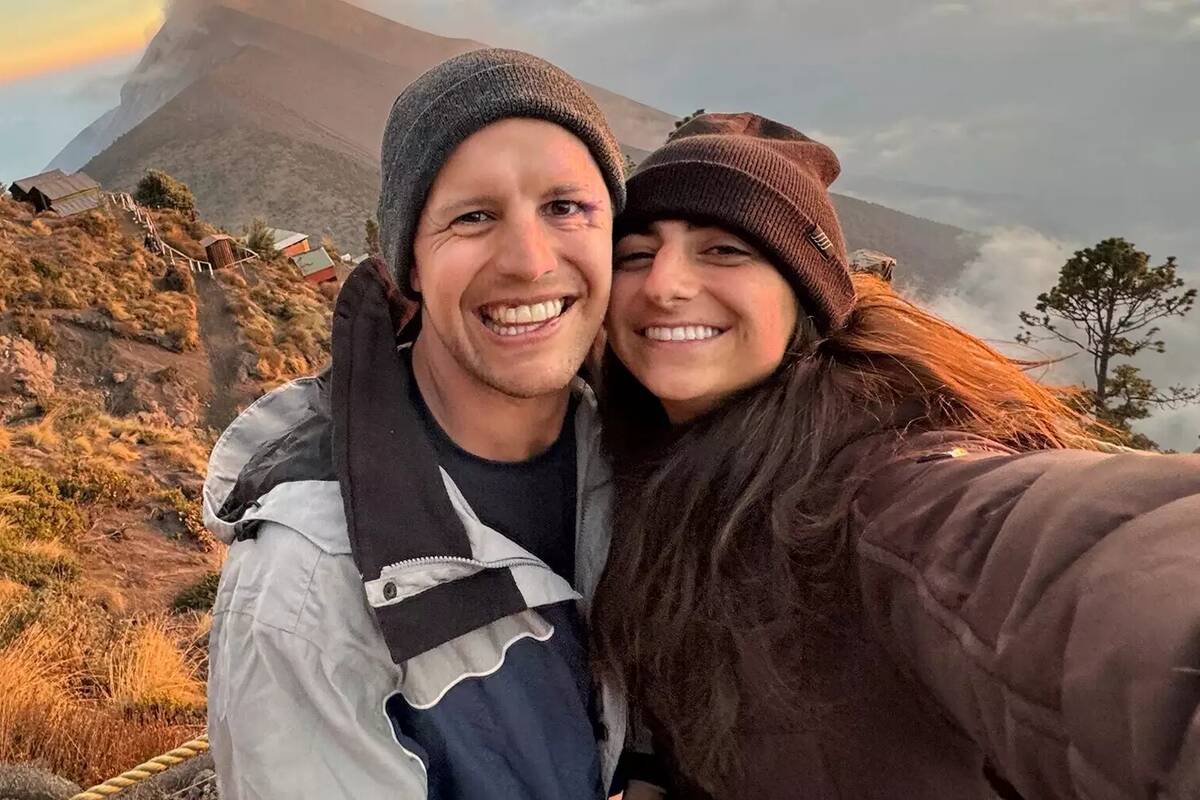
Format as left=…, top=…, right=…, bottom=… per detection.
left=364, top=217, right=381, bottom=256
left=1018, top=237, right=1198, bottom=446
left=244, top=217, right=277, bottom=260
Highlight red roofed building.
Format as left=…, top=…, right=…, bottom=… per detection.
left=293, top=247, right=336, bottom=283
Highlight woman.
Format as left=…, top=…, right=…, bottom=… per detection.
left=594, top=113, right=1200, bottom=799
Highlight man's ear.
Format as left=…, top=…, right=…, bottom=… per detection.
left=409, top=262, right=421, bottom=293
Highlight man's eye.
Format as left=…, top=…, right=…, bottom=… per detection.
left=614, top=252, right=653, bottom=270
left=454, top=211, right=490, bottom=225
left=546, top=200, right=584, bottom=217
left=707, top=245, right=749, bottom=257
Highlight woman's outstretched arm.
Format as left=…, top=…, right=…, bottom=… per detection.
left=850, top=441, right=1200, bottom=800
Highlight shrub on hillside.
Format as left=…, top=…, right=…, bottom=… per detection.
left=152, top=488, right=212, bottom=550
left=0, top=459, right=87, bottom=544
left=57, top=461, right=139, bottom=506
left=244, top=217, right=277, bottom=260
left=134, top=170, right=196, bottom=215
left=172, top=571, right=220, bottom=613
left=0, top=459, right=87, bottom=590
left=163, top=262, right=195, bottom=294
left=12, top=314, right=57, bottom=351
left=0, top=538, right=79, bottom=589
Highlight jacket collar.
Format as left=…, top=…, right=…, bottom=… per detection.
left=206, top=259, right=609, bottom=664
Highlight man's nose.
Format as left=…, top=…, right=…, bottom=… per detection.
left=642, top=245, right=700, bottom=308
left=495, top=213, right=556, bottom=282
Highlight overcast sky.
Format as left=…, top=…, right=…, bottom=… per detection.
left=3, top=0, right=1199, bottom=446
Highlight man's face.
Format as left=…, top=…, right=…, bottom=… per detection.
left=411, top=118, right=613, bottom=399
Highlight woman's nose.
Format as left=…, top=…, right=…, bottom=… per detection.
left=641, top=245, right=700, bottom=308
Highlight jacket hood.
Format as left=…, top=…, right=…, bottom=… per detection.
left=203, top=258, right=608, bottom=664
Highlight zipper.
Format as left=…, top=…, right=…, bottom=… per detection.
left=378, top=553, right=546, bottom=574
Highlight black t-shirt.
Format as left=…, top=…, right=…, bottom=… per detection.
left=406, top=352, right=579, bottom=585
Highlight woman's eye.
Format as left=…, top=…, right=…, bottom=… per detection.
left=454, top=211, right=490, bottom=225
left=707, top=244, right=750, bottom=257
left=546, top=200, right=584, bottom=217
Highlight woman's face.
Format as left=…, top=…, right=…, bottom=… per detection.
left=608, top=220, right=799, bottom=424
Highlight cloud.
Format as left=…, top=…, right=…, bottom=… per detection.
left=921, top=226, right=1078, bottom=363
left=929, top=3, right=970, bottom=15
left=941, top=0, right=1200, bottom=29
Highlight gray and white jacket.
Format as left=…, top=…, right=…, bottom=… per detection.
left=204, top=261, right=625, bottom=799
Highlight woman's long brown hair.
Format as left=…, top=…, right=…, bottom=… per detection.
left=592, top=272, right=1101, bottom=796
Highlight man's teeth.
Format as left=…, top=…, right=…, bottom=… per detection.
left=643, top=325, right=722, bottom=342
left=482, top=298, right=567, bottom=335
left=486, top=298, right=566, bottom=325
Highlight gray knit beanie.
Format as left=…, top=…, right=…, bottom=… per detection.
left=378, top=48, right=627, bottom=298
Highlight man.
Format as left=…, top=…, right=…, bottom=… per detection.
left=203, top=48, right=628, bottom=798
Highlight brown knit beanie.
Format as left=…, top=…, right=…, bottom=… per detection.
left=617, top=112, right=855, bottom=333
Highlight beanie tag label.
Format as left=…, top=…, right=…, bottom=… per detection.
left=809, top=227, right=834, bottom=255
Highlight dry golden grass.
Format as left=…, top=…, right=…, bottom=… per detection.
left=0, top=620, right=81, bottom=756
left=0, top=490, right=28, bottom=511
left=23, top=398, right=209, bottom=482
left=85, top=412, right=211, bottom=475
left=0, top=577, right=28, bottom=607
left=0, top=199, right=218, bottom=784
left=0, top=200, right=201, bottom=353
left=102, top=616, right=206, bottom=713
left=0, top=606, right=206, bottom=786
left=218, top=257, right=332, bottom=383
left=13, top=412, right=62, bottom=452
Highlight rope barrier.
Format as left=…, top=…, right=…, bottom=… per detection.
left=69, top=735, right=210, bottom=800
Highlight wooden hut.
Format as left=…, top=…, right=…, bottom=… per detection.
left=10, top=169, right=102, bottom=216
left=200, top=234, right=236, bottom=270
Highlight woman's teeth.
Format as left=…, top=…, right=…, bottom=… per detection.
left=643, top=325, right=722, bottom=342
left=482, top=298, right=567, bottom=336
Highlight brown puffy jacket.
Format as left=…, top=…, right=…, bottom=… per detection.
left=730, top=432, right=1200, bottom=800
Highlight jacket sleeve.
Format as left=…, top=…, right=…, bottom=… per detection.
left=850, top=445, right=1200, bottom=800
left=207, top=531, right=429, bottom=799
left=615, top=708, right=671, bottom=795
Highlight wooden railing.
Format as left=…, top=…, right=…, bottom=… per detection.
left=106, top=192, right=259, bottom=277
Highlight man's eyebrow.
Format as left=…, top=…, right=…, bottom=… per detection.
left=545, top=183, right=589, bottom=198
left=431, top=195, right=499, bottom=216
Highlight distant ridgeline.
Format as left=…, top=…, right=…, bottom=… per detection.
left=55, top=0, right=979, bottom=294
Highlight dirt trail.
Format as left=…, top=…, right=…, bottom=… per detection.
left=111, top=200, right=147, bottom=243
left=109, top=200, right=251, bottom=432
left=194, top=275, right=249, bottom=432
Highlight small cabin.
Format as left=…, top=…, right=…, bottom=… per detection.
left=293, top=247, right=336, bottom=284
left=265, top=227, right=311, bottom=259
left=10, top=169, right=102, bottom=216
left=200, top=234, right=237, bottom=270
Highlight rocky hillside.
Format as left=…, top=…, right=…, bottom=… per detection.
left=0, top=193, right=331, bottom=790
